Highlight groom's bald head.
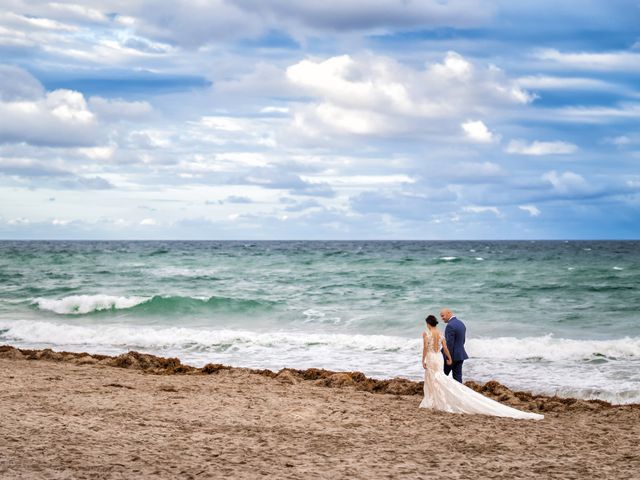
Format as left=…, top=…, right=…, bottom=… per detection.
left=440, top=309, right=454, bottom=323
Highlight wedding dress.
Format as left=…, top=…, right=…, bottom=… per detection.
left=419, top=328, right=543, bottom=420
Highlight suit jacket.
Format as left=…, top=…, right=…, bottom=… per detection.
left=444, top=316, right=469, bottom=362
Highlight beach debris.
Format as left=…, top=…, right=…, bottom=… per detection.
left=1, top=344, right=630, bottom=415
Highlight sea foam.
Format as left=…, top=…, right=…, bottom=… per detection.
left=31, top=294, right=273, bottom=315
left=3, top=319, right=639, bottom=361
left=33, top=295, right=148, bottom=315
left=3, top=320, right=639, bottom=404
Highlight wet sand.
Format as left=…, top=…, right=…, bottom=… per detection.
left=1, top=346, right=638, bottom=479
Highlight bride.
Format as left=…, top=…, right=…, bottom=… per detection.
left=420, top=314, right=543, bottom=420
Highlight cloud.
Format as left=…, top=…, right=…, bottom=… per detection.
left=350, top=188, right=457, bottom=220
left=604, top=135, right=632, bottom=147
left=0, top=157, right=69, bottom=177
left=8, top=217, right=30, bottom=225
left=0, top=65, right=44, bottom=100
left=240, top=171, right=336, bottom=197
left=45, top=3, right=109, bottom=23
left=0, top=88, right=100, bottom=146
left=223, top=195, right=253, bottom=204
left=236, top=0, right=494, bottom=33
left=76, top=146, right=115, bottom=160
left=301, top=174, right=415, bottom=187
left=88, top=97, right=153, bottom=120
left=506, top=140, right=577, bottom=155
left=59, top=176, right=113, bottom=190
left=1, top=0, right=639, bottom=240
left=463, top=205, right=502, bottom=216
left=547, top=104, right=640, bottom=124
left=0, top=66, right=103, bottom=146
left=461, top=120, right=498, bottom=143
left=447, top=161, right=506, bottom=182
left=0, top=156, right=114, bottom=189
left=542, top=170, right=591, bottom=195
left=286, top=52, right=532, bottom=138
left=519, top=205, right=541, bottom=217
left=516, top=75, right=615, bottom=91
left=84, top=0, right=495, bottom=48
left=127, top=0, right=264, bottom=47
left=536, top=49, right=640, bottom=71
left=0, top=11, right=78, bottom=32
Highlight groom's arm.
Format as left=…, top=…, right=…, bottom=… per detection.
left=445, top=324, right=455, bottom=352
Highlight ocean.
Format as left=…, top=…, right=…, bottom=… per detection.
left=0, top=240, right=638, bottom=404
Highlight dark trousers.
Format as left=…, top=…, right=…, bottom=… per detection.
left=444, top=360, right=464, bottom=383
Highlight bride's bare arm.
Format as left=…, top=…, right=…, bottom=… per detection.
left=421, top=332, right=427, bottom=369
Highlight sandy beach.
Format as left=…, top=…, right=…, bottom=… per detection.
left=1, top=346, right=638, bottom=479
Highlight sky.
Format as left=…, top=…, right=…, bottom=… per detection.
left=0, top=0, right=639, bottom=240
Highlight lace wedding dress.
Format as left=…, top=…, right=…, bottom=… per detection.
left=419, top=328, right=543, bottom=420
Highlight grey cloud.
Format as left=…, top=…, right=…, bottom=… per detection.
left=89, top=96, right=153, bottom=120
left=224, top=195, right=253, bottom=204
left=0, top=113, right=102, bottom=147
left=240, top=171, right=335, bottom=197
left=0, top=64, right=44, bottom=101
left=122, top=37, right=170, bottom=53
left=0, top=158, right=69, bottom=177
left=350, top=190, right=457, bottom=220
left=0, top=156, right=114, bottom=189
left=206, top=195, right=254, bottom=205
left=282, top=199, right=321, bottom=212
left=128, top=1, right=264, bottom=47
left=235, top=0, right=494, bottom=32
left=28, top=0, right=495, bottom=50
left=58, top=176, right=114, bottom=190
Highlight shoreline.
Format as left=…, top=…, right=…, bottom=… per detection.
left=0, top=344, right=627, bottom=413
left=1, top=345, right=639, bottom=478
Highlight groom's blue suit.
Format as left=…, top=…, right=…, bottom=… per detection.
left=443, top=316, right=469, bottom=383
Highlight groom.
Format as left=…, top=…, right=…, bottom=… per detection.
left=440, top=308, right=468, bottom=383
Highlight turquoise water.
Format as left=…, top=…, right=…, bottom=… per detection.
left=1, top=240, right=639, bottom=403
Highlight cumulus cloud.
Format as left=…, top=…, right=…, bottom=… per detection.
left=286, top=52, right=532, bottom=138
left=506, top=140, right=577, bottom=155
left=461, top=120, right=498, bottom=143
left=0, top=88, right=100, bottom=146
left=1, top=0, right=638, bottom=239
left=0, top=66, right=105, bottom=146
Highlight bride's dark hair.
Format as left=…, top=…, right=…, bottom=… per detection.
left=425, top=314, right=438, bottom=327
